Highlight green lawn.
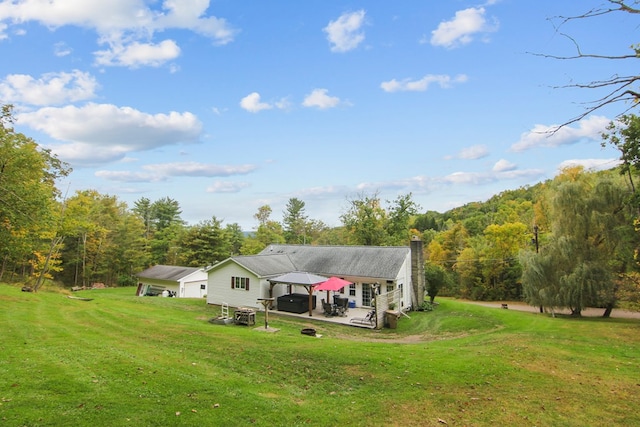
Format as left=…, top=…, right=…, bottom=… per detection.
left=1, top=284, right=638, bottom=426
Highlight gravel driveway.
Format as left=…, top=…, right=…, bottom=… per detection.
left=461, top=300, right=640, bottom=319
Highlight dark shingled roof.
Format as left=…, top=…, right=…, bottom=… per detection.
left=259, top=244, right=410, bottom=280
left=227, top=253, right=296, bottom=277
left=136, top=265, right=201, bottom=282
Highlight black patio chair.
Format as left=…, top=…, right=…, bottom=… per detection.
left=322, top=299, right=335, bottom=316
left=335, top=297, right=349, bottom=316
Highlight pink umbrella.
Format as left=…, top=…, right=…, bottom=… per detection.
left=315, top=277, right=353, bottom=309
left=315, top=276, right=352, bottom=291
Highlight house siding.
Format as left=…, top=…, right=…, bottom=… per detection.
left=396, top=256, right=412, bottom=309
left=207, top=262, right=265, bottom=308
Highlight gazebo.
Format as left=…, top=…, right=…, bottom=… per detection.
left=267, top=271, right=327, bottom=316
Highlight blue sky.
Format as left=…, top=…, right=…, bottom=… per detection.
left=0, top=1, right=636, bottom=230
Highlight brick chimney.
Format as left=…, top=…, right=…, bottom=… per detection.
left=410, top=236, right=425, bottom=310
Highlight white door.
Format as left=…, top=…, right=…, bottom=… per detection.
left=361, top=283, right=373, bottom=307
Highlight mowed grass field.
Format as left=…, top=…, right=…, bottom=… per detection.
left=1, top=284, right=638, bottom=426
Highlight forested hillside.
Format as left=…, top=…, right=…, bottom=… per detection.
left=418, top=167, right=640, bottom=315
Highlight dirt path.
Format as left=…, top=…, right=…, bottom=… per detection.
left=461, top=300, right=640, bottom=319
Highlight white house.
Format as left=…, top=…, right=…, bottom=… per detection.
left=136, top=265, right=208, bottom=298
left=206, top=241, right=424, bottom=312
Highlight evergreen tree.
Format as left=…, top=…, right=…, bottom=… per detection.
left=282, top=197, right=308, bottom=244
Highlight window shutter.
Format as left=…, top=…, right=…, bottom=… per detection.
left=231, top=276, right=235, bottom=289
left=246, top=278, right=250, bottom=291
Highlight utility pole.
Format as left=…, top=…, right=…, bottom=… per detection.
left=533, top=224, right=542, bottom=313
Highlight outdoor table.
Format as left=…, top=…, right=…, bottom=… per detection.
left=234, top=307, right=256, bottom=326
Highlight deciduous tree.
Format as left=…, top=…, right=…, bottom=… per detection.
left=0, top=105, right=70, bottom=286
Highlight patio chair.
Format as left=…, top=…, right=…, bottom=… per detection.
left=322, top=299, right=335, bottom=317
left=335, top=297, right=349, bottom=316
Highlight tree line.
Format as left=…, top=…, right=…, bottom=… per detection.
left=0, top=104, right=423, bottom=289
left=3, top=104, right=640, bottom=314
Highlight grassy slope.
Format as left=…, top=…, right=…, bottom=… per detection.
left=0, top=284, right=638, bottom=427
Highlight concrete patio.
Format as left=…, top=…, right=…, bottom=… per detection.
left=270, top=305, right=377, bottom=329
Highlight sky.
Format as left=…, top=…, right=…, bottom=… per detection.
left=0, top=1, right=637, bottom=230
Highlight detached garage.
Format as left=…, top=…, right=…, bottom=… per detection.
left=135, top=265, right=207, bottom=298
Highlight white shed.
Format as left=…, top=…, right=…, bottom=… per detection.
left=135, top=265, right=207, bottom=298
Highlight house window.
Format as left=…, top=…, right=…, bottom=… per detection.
left=386, top=283, right=394, bottom=293
left=231, top=276, right=250, bottom=291
left=349, top=284, right=356, bottom=296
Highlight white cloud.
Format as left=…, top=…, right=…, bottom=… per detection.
left=443, top=167, right=544, bottom=185
left=206, top=181, right=251, bottom=193
left=511, top=115, right=610, bottom=152
left=96, top=162, right=256, bottom=184
left=458, top=144, right=489, bottom=160
left=443, top=171, right=492, bottom=185
left=16, top=103, right=202, bottom=164
left=356, top=175, right=437, bottom=193
left=558, top=158, right=621, bottom=172
left=0, top=70, right=98, bottom=106
left=380, top=74, right=467, bottom=92
left=302, top=88, right=340, bottom=109
left=323, top=10, right=366, bottom=53
left=240, top=92, right=273, bottom=113
left=152, top=1, right=237, bottom=44
left=274, top=97, right=292, bottom=111
left=95, top=170, right=163, bottom=182
left=143, top=162, right=257, bottom=177
left=94, top=39, right=181, bottom=68
left=295, top=185, right=347, bottom=198
left=492, top=159, right=516, bottom=172
left=53, top=41, right=72, bottom=57
left=350, top=162, right=545, bottom=198
left=0, top=1, right=237, bottom=67
left=431, top=7, right=498, bottom=48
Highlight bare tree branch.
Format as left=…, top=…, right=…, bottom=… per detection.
left=531, top=1, right=640, bottom=131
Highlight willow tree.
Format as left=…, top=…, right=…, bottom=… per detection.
left=521, top=167, right=631, bottom=316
